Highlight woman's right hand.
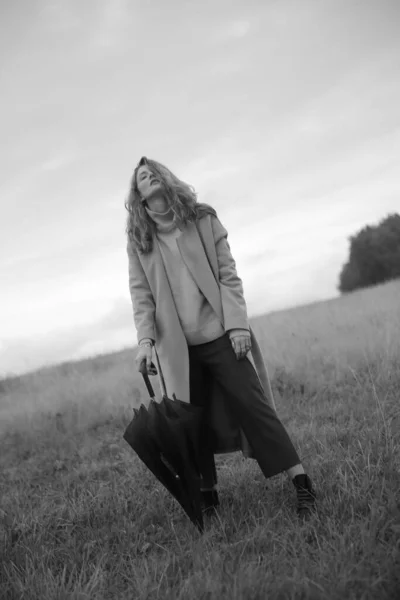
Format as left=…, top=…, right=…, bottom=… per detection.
left=136, top=340, right=154, bottom=374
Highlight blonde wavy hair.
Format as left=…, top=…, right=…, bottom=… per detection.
left=125, top=156, right=217, bottom=254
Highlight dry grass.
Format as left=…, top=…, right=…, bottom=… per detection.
left=1, top=280, right=400, bottom=599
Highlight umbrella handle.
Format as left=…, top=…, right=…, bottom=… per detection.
left=139, top=359, right=156, bottom=399
left=138, top=348, right=168, bottom=399
left=153, top=346, right=168, bottom=398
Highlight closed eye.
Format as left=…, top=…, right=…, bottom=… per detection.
left=139, top=170, right=153, bottom=181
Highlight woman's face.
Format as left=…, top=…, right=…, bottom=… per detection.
left=136, top=165, right=163, bottom=200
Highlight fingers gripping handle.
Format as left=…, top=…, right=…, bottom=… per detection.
left=139, top=346, right=168, bottom=400
left=139, top=359, right=155, bottom=399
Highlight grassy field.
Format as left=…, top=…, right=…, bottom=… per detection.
left=1, top=280, right=400, bottom=599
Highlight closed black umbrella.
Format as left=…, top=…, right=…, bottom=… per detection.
left=123, top=404, right=186, bottom=504
left=123, top=348, right=205, bottom=532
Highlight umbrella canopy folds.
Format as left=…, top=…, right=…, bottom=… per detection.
left=123, top=348, right=205, bottom=532
left=123, top=405, right=186, bottom=504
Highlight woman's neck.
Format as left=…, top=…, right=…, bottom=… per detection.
left=146, top=195, right=168, bottom=212
left=145, top=200, right=176, bottom=233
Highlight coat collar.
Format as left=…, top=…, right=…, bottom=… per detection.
left=138, top=221, right=223, bottom=323
left=176, top=222, right=223, bottom=321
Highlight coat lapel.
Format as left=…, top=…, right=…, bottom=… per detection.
left=137, top=234, right=164, bottom=297
left=177, top=222, right=224, bottom=323
left=136, top=222, right=224, bottom=333
left=137, top=235, right=181, bottom=329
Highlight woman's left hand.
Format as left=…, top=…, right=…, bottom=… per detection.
left=229, top=329, right=252, bottom=360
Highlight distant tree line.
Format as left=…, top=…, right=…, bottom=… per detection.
left=338, top=213, right=400, bottom=294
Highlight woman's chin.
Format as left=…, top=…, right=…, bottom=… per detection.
left=150, top=182, right=163, bottom=193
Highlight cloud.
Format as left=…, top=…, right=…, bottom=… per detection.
left=40, top=0, right=84, bottom=33
left=213, top=19, right=251, bottom=43
left=38, top=149, right=79, bottom=172
left=0, top=296, right=135, bottom=376
left=87, top=0, right=133, bottom=55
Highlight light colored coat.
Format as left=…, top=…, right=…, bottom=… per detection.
left=127, top=214, right=276, bottom=456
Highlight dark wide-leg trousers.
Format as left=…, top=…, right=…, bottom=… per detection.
left=188, top=334, right=301, bottom=489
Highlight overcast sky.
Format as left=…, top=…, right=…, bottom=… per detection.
left=1, top=0, right=399, bottom=376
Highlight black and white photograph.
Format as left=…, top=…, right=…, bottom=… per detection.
left=1, top=1, right=399, bottom=598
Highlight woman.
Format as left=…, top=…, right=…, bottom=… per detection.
left=125, top=156, right=317, bottom=521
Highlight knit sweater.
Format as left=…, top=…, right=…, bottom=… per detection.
left=145, top=206, right=225, bottom=346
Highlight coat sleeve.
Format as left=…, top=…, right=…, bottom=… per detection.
left=210, top=216, right=250, bottom=332
left=126, top=242, right=156, bottom=343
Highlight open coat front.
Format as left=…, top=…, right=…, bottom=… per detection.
left=127, top=214, right=276, bottom=457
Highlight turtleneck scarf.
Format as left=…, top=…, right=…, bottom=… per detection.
left=145, top=206, right=177, bottom=233
left=145, top=204, right=225, bottom=346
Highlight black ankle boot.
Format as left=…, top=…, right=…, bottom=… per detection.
left=201, top=490, right=220, bottom=516
left=292, top=474, right=317, bottom=520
